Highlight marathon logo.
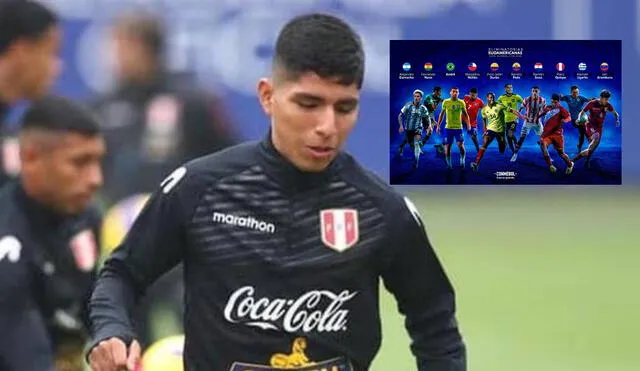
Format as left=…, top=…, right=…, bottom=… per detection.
left=229, top=357, right=353, bottom=371
left=213, top=212, right=276, bottom=234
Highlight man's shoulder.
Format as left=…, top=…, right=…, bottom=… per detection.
left=338, top=155, right=412, bottom=214
left=0, top=184, right=26, bottom=234
left=183, top=141, right=260, bottom=174
left=340, top=159, right=422, bottom=231
left=170, top=141, right=261, bottom=190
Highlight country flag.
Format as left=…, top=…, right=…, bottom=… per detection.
left=402, top=62, right=411, bottom=71
left=468, top=62, right=477, bottom=71
left=556, top=62, right=565, bottom=71
left=600, top=62, right=609, bottom=71
left=446, top=62, right=455, bottom=71
left=512, top=62, right=521, bottom=72
left=490, top=62, right=499, bottom=71
left=424, top=62, right=433, bottom=71
left=534, top=62, right=543, bottom=71
left=578, top=62, right=587, bottom=71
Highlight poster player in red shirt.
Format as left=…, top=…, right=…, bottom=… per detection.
left=539, top=93, right=574, bottom=174
left=572, top=89, right=620, bottom=168
left=463, top=88, right=485, bottom=152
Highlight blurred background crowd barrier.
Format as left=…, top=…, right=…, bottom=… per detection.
left=2, top=1, right=639, bottom=370
left=5, top=0, right=633, bottom=181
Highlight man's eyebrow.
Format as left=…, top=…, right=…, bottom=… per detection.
left=336, top=97, right=359, bottom=105
left=291, top=93, right=358, bottom=105
left=291, top=93, right=324, bottom=102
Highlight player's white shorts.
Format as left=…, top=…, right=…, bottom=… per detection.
left=520, top=121, right=543, bottom=136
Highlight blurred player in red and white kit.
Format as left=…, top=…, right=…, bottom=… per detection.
left=572, top=89, right=620, bottom=168
left=538, top=94, right=574, bottom=174
left=510, top=86, right=546, bottom=162
left=0, top=0, right=62, bottom=187
left=463, top=88, right=484, bottom=152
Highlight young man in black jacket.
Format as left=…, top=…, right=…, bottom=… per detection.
left=0, top=96, right=105, bottom=371
left=87, top=13, right=466, bottom=371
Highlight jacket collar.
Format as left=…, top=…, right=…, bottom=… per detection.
left=14, top=182, right=69, bottom=228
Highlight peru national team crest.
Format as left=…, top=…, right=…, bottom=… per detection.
left=70, top=229, right=98, bottom=272
left=320, top=209, right=359, bottom=252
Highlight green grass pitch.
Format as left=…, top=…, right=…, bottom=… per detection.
left=372, top=188, right=640, bottom=371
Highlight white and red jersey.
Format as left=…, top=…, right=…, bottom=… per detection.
left=522, top=95, right=546, bottom=123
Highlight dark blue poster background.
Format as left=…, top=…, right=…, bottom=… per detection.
left=390, top=40, right=622, bottom=185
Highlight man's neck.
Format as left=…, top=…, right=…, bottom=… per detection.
left=19, top=176, right=64, bottom=216
left=270, top=127, right=297, bottom=169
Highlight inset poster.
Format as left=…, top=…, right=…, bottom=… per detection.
left=390, top=40, right=622, bottom=185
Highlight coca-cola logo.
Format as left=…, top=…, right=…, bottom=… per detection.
left=223, top=286, right=358, bottom=333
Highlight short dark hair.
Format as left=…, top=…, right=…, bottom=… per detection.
left=451, top=87, right=459, bottom=90
left=113, top=12, right=165, bottom=59
left=273, top=13, right=365, bottom=88
left=21, top=96, right=101, bottom=136
left=433, top=86, right=442, bottom=92
left=0, top=0, right=58, bottom=54
left=487, top=92, right=495, bottom=98
left=504, top=83, right=512, bottom=88
left=532, top=86, right=540, bottom=90
left=600, top=89, right=611, bottom=98
left=570, top=85, right=579, bottom=91
left=470, top=88, right=478, bottom=93
left=551, top=93, right=561, bottom=101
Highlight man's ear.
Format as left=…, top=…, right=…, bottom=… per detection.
left=257, top=78, right=274, bottom=116
left=18, top=137, right=41, bottom=173
left=19, top=131, right=55, bottom=169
